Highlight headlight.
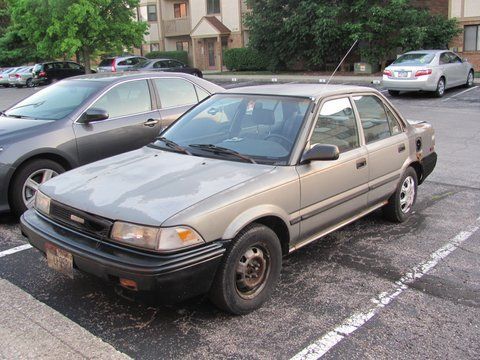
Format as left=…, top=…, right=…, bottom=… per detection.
left=110, top=222, right=204, bottom=252
left=34, top=191, right=51, bottom=215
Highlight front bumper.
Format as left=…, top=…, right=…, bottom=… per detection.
left=382, top=76, right=438, bottom=92
left=21, top=210, right=226, bottom=301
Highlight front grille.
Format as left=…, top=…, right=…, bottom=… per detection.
left=49, top=201, right=113, bottom=239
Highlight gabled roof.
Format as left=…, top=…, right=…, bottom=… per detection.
left=190, top=16, right=231, bottom=38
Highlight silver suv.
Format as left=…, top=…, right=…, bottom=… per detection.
left=21, top=84, right=437, bottom=314
left=97, top=56, right=148, bottom=72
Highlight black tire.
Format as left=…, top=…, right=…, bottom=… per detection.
left=383, top=167, right=418, bottom=223
left=388, top=90, right=400, bottom=96
left=434, top=77, right=446, bottom=98
left=209, top=223, right=282, bottom=315
left=465, top=70, right=474, bottom=88
left=26, top=78, right=34, bottom=88
left=9, top=159, right=65, bottom=216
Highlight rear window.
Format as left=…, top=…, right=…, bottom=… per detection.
left=392, top=53, right=435, bottom=66
left=99, top=58, right=114, bottom=67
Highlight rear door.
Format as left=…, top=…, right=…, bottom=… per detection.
left=352, top=94, right=409, bottom=206
left=152, top=77, right=204, bottom=127
left=296, top=97, right=369, bottom=239
left=73, top=79, right=162, bottom=164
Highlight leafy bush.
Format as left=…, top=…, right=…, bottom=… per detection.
left=146, top=50, right=188, bottom=64
left=223, top=48, right=268, bottom=71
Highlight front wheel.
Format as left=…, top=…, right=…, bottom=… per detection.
left=383, top=167, right=418, bottom=223
left=209, top=224, right=282, bottom=315
left=465, top=71, right=474, bottom=88
left=9, top=159, right=65, bottom=216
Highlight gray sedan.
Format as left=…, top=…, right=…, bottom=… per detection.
left=382, top=50, right=475, bottom=97
left=21, top=84, right=437, bottom=314
left=0, top=72, right=223, bottom=215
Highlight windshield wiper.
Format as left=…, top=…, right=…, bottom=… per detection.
left=189, top=144, right=256, bottom=164
left=10, top=101, right=45, bottom=111
left=155, top=136, right=191, bottom=155
left=4, top=114, right=37, bottom=119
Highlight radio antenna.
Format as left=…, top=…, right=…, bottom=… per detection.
left=327, top=39, right=359, bottom=85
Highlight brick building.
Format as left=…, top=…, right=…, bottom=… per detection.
left=136, top=0, right=251, bottom=71
left=449, top=0, right=480, bottom=70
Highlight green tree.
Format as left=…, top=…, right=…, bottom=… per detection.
left=8, top=0, right=148, bottom=72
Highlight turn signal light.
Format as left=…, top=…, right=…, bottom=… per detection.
left=414, top=69, right=432, bottom=77
left=119, top=278, right=138, bottom=291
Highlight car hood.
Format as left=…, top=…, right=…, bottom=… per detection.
left=0, top=116, right=54, bottom=140
left=40, top=146, right=275, bottom=226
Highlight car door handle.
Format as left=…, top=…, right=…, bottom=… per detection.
left=356, top=158, right=367, bottom=169
left=398, top=144, right=406, bottom=153
left=144, top=119, right=159, bottom=127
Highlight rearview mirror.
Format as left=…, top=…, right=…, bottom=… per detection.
left=301, top=144, right=339, bottom=164
left=78, top=108, right=109, bottom=124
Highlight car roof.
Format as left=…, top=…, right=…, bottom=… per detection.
left=403, top=50, right=447, bottom=55
left=221, top=84, right=379, bottom=100
left=67, top=71, right=208, bottom=83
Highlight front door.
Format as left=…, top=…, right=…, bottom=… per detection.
left=296, top=97, right=369, bottom=241
left=352, top=94, right=409, bottom=205
left=74, top=80, right=162, bottom=165
left=206, top=39, right=216, bottom=69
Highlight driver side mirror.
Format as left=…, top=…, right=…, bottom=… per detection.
left=301, top=144, right=339, bottom=164
left=78, top=108, right=109, bottom=124
left=463, top=58, right=468, bottom=63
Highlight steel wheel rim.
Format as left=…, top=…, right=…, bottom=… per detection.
left=400, top=176, right=415, bottom=214
left=235, top=245, right=271, bottom=299
left=438, top=80, right=445, bottom=95
left=22, top=169, right=58, bottom=209
left=467, top=73, right=473, bottom=86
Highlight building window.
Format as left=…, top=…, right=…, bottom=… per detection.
left=176, top=41, right=189, bottom=52
left=147, top=5, right=157, bottom=21
left=150, top=43, right=160, bottom=52
left=174, top=3, right=188, bottom=18
left=464, top=25, right=480, bottom=51
left=207, top=0, right=220, bottom=14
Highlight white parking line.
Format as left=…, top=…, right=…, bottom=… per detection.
left=442, top=86, right=478, bottom=102
left=290, top=217, right=480, bottom=360
left=0, top=244, right=32, bottom=258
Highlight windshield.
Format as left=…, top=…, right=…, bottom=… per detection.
left=157, top=94, right=312, bottom=165
left=5, top=80, right=103, bottom=120
left=392, top=53, right=435, bottom=66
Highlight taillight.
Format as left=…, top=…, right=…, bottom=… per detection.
left=383, top=69, right=392, bottom=77
left=111, top=59, right=116, bottom=72
left=415, top=69, right=432, bottom=77
left=15, top=74, right=20, bottom=78
left=39, top=71, right=46, bottom=77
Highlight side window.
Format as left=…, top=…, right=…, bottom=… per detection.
left=153, top=61, right=163, bottom=69
left=439, top=53, right=449, bottom=65
left=448, top=52, right=462, bottom=63
left=118, top=60, right=127, bottom=66
left=311, top=97, right=359, bottom=153
left=67, top=62, right=81, bottom=70
left=195, top=86, right=210, bottom=101
left=385, top=107, right=402, bottom=135
left=353, top=95, right=391, bottom=143
left=154, top=78, right=198, bottom=107
left=91, top=80, right=152, bottom=118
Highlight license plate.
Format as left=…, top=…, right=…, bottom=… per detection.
left=45, top=243, right=74, bottom=278
left=397, top=71, right=409, bottom=78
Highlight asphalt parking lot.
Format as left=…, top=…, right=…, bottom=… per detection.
left=0, top=81, right=479, bottom=359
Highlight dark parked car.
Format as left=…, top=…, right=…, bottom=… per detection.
left=0, top=72, right=223, bottom=215
left=129, top=58, right=203, bottom=78
left=97, top=56, right=148, bottom=73
left=32, top=61, right=94, bottom=86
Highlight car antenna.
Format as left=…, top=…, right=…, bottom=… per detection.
left=327, top=39, right=359, bottom=85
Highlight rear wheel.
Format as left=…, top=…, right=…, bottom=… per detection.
left=388, top=90, right=400, bottom=96
left=9, top=159, right=65, bottom=216
left=209, top=223, right=282, bottom=315
left=465, top=71, right=474, bottom=88
left=383, top=167, right=418, bottom=223
left=434, top=77, right=445, bottom=98
left=26, top=78, right=34, bottom=88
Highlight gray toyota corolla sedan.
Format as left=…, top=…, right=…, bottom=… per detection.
left=21, top=84, right=437, bottom=314
left=0, top=72, right=223, bottom=215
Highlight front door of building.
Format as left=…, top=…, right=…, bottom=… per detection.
left=206, top=39, right=216, bottom=69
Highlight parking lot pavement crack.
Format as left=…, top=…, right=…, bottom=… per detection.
left=424, top=180, right=480, bottom=192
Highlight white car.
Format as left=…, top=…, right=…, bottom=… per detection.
left=382, top=50, right=474, bottom=97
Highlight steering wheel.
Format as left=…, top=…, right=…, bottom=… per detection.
left=264, top=134, right=293, bottom=149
